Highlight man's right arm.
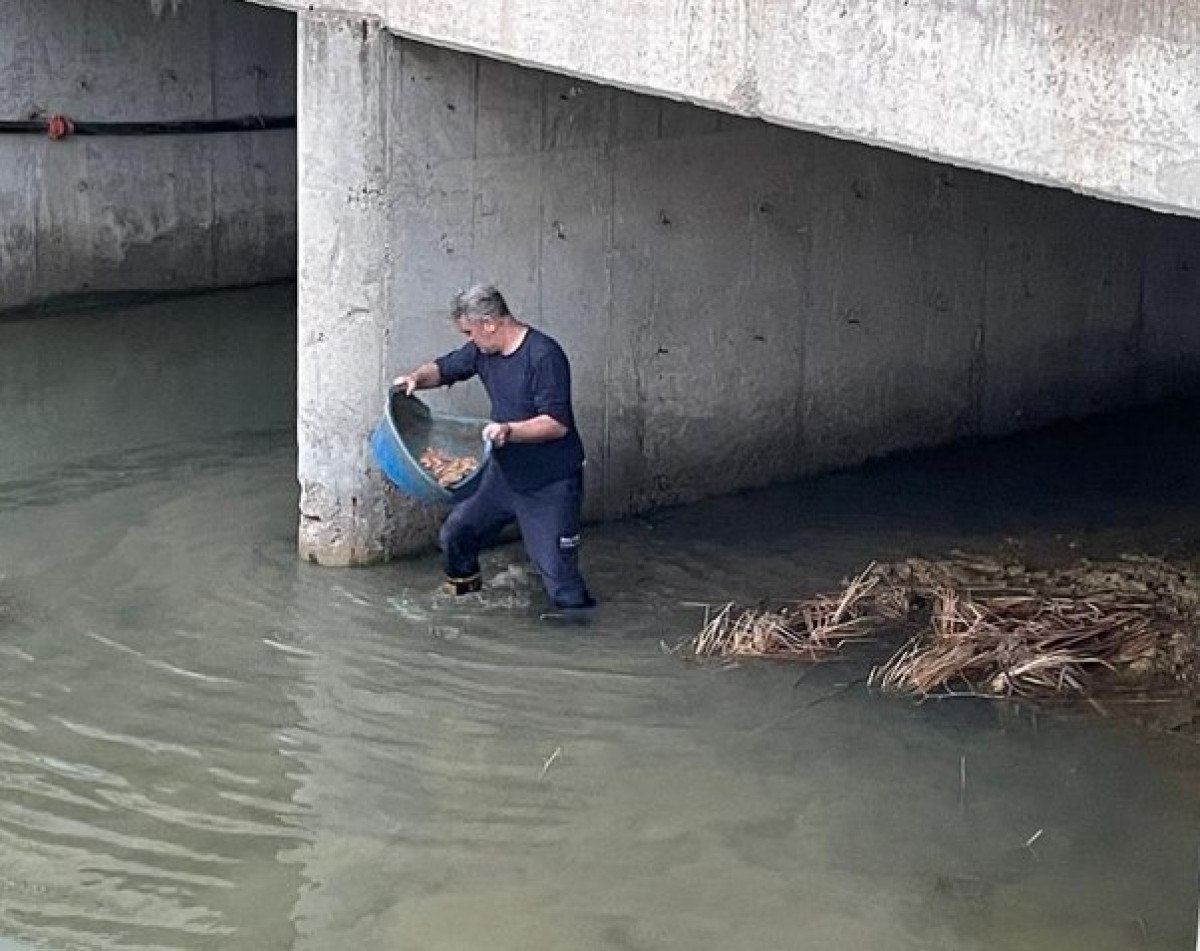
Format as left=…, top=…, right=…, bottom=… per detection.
left=393, top=362, right=441, bottom=396
left=396, top=342, right=479, bottom=394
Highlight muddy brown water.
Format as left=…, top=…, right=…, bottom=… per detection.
left=2, top=293, right=1200, bottom=950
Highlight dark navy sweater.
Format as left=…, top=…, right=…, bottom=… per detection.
left=435, top=328, right=585, bottom=491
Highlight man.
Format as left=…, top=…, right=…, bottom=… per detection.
left=394, top=284, right=595, bottom=612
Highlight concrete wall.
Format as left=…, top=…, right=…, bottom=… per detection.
left=0, top=0, right=296, bottom=313
left=0, top=285, right=296, bottom=482
left=385, top=40, right=1200, bottom=520
left=259, top=0, right=1200, bottom=219
left=296, top=19, right=1200, bottom=563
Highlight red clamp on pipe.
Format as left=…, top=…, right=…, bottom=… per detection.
left=47, top=115, right=74, bottom=140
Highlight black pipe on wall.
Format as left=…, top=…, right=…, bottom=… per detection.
left=0, top=114, right=295, bottom=137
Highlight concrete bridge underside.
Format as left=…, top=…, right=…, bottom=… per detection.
left=264, top=0, right=1200, bottom=219
left=293, top=11, right=1200, bottom=565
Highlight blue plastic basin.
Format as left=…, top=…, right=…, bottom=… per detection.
left=370, top=387, right=491, bottom=504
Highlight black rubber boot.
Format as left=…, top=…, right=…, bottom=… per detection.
left=443, top=572, right=483, bottom=596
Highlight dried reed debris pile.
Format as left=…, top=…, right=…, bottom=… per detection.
left=692, top=565, right=896, bottom=661
left=691, top=554, right=1200, bottom=699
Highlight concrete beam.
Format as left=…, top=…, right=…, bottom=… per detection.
left=296, top=12, right=396, bottom=566
left=249, top=0, right=1200, bottom=219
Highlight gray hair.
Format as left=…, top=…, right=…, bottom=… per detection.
left=451, top=284, right=511, bottom=322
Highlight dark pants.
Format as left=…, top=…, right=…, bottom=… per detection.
left=439, top=465, right=594, bottom=609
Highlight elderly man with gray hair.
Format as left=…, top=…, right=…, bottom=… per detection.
left=394, top=284, right=595, bottom=613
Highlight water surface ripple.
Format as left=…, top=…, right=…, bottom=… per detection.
left=1, top=406, right=1200, bottom=950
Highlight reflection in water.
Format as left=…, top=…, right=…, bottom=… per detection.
left=2, top=359, right=1200, bottom=947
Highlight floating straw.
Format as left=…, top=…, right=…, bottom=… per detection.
left=687, top=553, right=1200, bottom=704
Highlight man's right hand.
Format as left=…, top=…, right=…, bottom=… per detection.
left=393, top=362, right=441, bottom=395
left=393, top=375, right=417, bottom=396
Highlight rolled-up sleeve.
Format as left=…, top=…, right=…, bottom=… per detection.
left=435, top=343, right=480, bottom=386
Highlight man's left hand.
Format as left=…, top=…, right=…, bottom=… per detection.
left=483, top=422, right=513, bottom=447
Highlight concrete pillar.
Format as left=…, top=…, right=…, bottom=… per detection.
left=296, top=13, right=393, bottom=566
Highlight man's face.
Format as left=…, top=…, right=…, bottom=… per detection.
left=456, top=316, right=502, bottom=353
